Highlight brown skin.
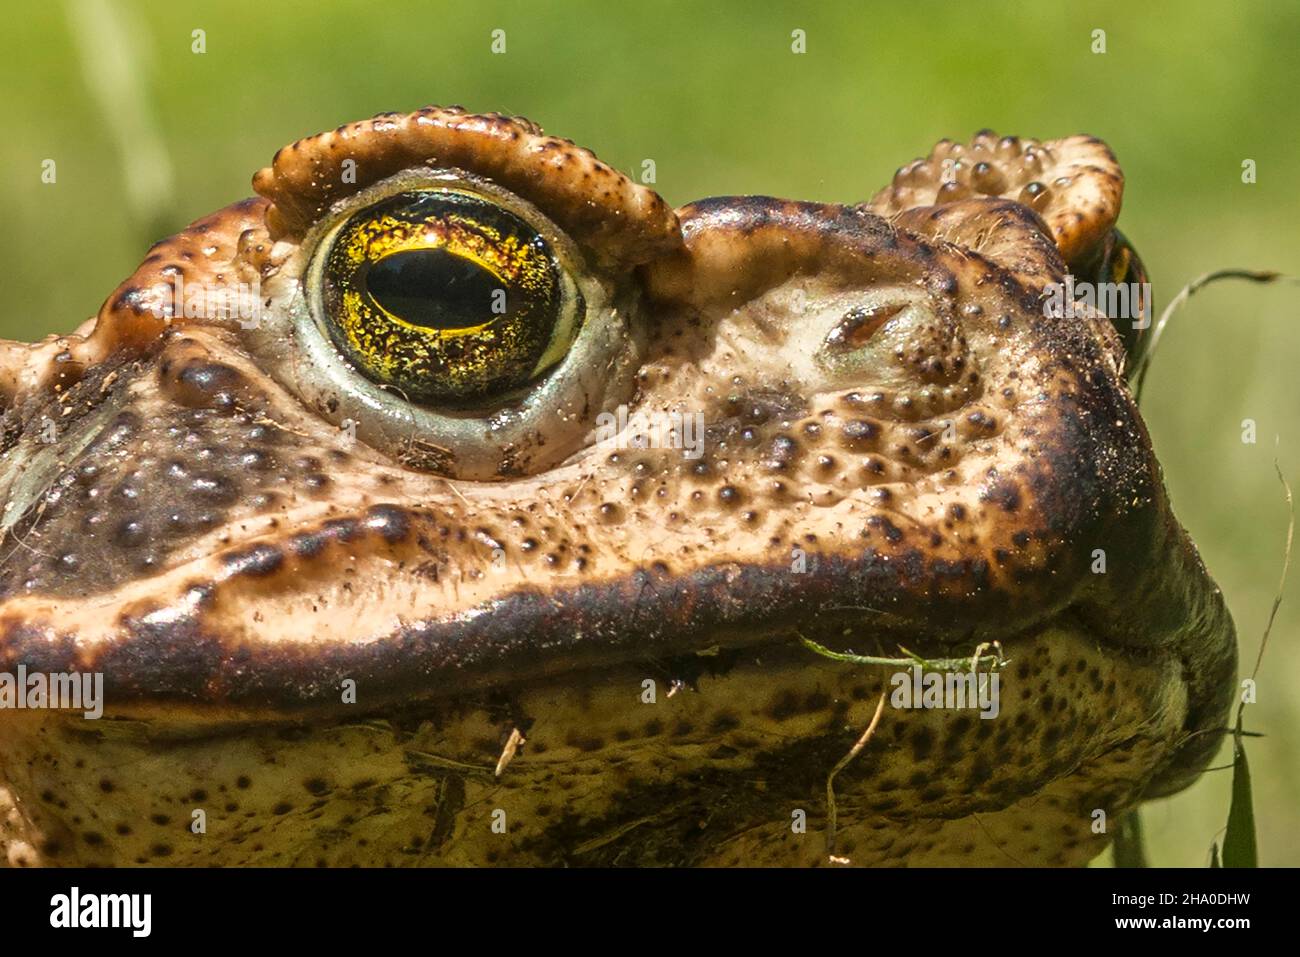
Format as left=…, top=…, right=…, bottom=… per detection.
left=0, top=110, right=1233, bottom=866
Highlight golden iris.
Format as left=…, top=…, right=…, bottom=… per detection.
left=320, top=189, right=581, bottom=404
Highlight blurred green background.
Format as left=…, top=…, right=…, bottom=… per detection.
left=1, top=0, right=1296, bottom=866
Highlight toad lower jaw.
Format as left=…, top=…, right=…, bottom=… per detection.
left=0, top=610, right=1220, bottom=866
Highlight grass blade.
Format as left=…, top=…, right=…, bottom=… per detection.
left=1221, top=713, right=1258, bottom=868
left=1112, top=810, right=1148, bottom=868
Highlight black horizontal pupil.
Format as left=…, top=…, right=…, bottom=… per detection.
left=365, top=248, right=505, bottom=330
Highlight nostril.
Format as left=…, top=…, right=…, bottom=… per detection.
left=824, top=303, right=905, bottom=352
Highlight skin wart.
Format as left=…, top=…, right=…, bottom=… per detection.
left=0, top=109, right=1234, bottom=866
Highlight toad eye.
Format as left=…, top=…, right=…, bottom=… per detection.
left=318, top=189, right=583, bottom=405
left=271, top=169, right=646, bottom=480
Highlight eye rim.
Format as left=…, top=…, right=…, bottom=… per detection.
left=317, top=186, right=584, bottom=406
left=245, top=167, right=646, bottom=481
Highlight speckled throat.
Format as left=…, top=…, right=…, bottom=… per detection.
left=0, top=111, right=1234, bottom=866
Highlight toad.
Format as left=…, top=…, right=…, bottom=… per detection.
left=0, top=109, right=1235, bottom=866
